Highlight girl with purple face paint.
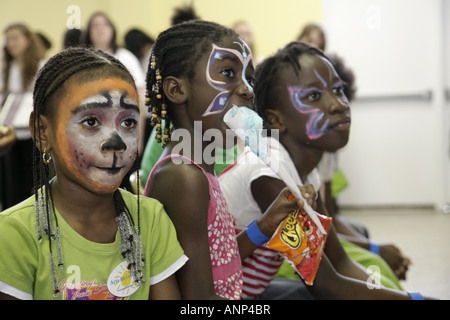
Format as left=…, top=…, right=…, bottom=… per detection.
left=284, top=53, right=351, bottom=148
left=0, top=48, right=187, bottom=300
left=144, top=20, right=313, bottom=300
left=220, top=42, right=432, bottom=300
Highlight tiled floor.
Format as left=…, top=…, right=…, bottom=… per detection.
left=340, top=206, right=450, bottom=300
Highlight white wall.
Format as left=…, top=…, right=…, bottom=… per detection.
left=322, top=0, right=448, bottom=208
left=443, top=0, right=450, bottom=211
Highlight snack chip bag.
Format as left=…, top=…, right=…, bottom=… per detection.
left=266, top=194, right=332, bottom=285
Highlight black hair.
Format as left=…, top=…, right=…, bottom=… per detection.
left=63, top=28, right=82, bottom=49
left=33, top=48, right=135, bottom=117
left=170, top=4, right=200, bottom=26
left=145, top=20, right=237, bottom=147
left=37, top=32, right=52, bottom=50
left=254, top=41, right=331, bottom=122
left=328, top=53, right=357, bottom=102
left=32, top=47, right=142, bottom=296
left=124, top=28, right=155, bottom=60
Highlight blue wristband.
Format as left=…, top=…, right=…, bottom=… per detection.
left=408, top=292, right=424, bottom=300
left=369, top=242, right=380, bottom=255
left=246, top=220, right=271, bottom=247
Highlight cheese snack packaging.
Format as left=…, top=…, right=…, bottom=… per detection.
left=266, top=194, right=332, bottom=285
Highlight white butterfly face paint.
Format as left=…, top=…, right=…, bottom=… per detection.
left=202, top=40, right=254, bottom=117
left=54, top=79, right=140, bottom=194
left=288, top=55, right=349, bottom=140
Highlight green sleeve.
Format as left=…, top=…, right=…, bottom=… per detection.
left=125, top=192, right=186, bottom=285
left=141, top=124, right=240, bottom=180
left=214, top=145, right=240, bottom=175
left=0, top=210, right=37, bottom=296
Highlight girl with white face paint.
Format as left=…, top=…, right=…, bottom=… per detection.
left=144, top=20, right=314, bottom=300
left=0, top=48, right=187, bottom=300
left=82, top=13, right=147, bottom=155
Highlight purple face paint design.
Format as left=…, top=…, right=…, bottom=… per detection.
left=333, top=82, right=350, bottom=108
left=202, top=40, right=253, bottom=117
left=317, top=55, right=351, bottom=107
left=288, top=85, right=330, bottom=140
left=314, top=69, right=327, bottom=88
left=288, top=54, right=350, bottom=140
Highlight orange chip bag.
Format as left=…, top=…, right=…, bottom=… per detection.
left=266, top=194, right=332, bottom=285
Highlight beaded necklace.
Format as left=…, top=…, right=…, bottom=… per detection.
left=34, top=186, right=145, bottom=297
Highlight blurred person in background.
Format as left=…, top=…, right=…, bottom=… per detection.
left=124, top=28, right=154, bottom=73
left=297, top=23, right=326, bottom=51
left=0, top=22, right=46, bottom=209
left=1, top=23, right=45, bottom=93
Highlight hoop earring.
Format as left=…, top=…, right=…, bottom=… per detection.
left=42, top=149, right=52, bottom=165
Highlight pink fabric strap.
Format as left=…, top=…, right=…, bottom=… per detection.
left=144, top=154, right=206, bottom=196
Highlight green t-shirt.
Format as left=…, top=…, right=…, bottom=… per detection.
left=141, top=126, right=240, bottom=184
left=0, top=189, right=187, bottom=300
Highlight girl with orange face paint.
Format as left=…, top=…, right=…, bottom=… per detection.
left=53, top=80, right=140, bottom=194
left=0, top=48, right=187, bottom=300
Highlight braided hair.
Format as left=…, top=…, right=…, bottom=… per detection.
left=32, top=47, right=144, bottom=296
left=254, top=42, right=330, bottom=123
left=145, top=20, right=237, bottom=147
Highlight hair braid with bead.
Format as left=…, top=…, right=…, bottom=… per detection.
left=32, top=47, right=144, bottom=296
left=145, top=20, right=237, bottom=147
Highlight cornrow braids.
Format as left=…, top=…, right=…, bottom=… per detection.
left=254, top=41, right=329, bottom=123
left=145, top=20, right=237, bottom=147
left=31, top=47, right=144, bottom=296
